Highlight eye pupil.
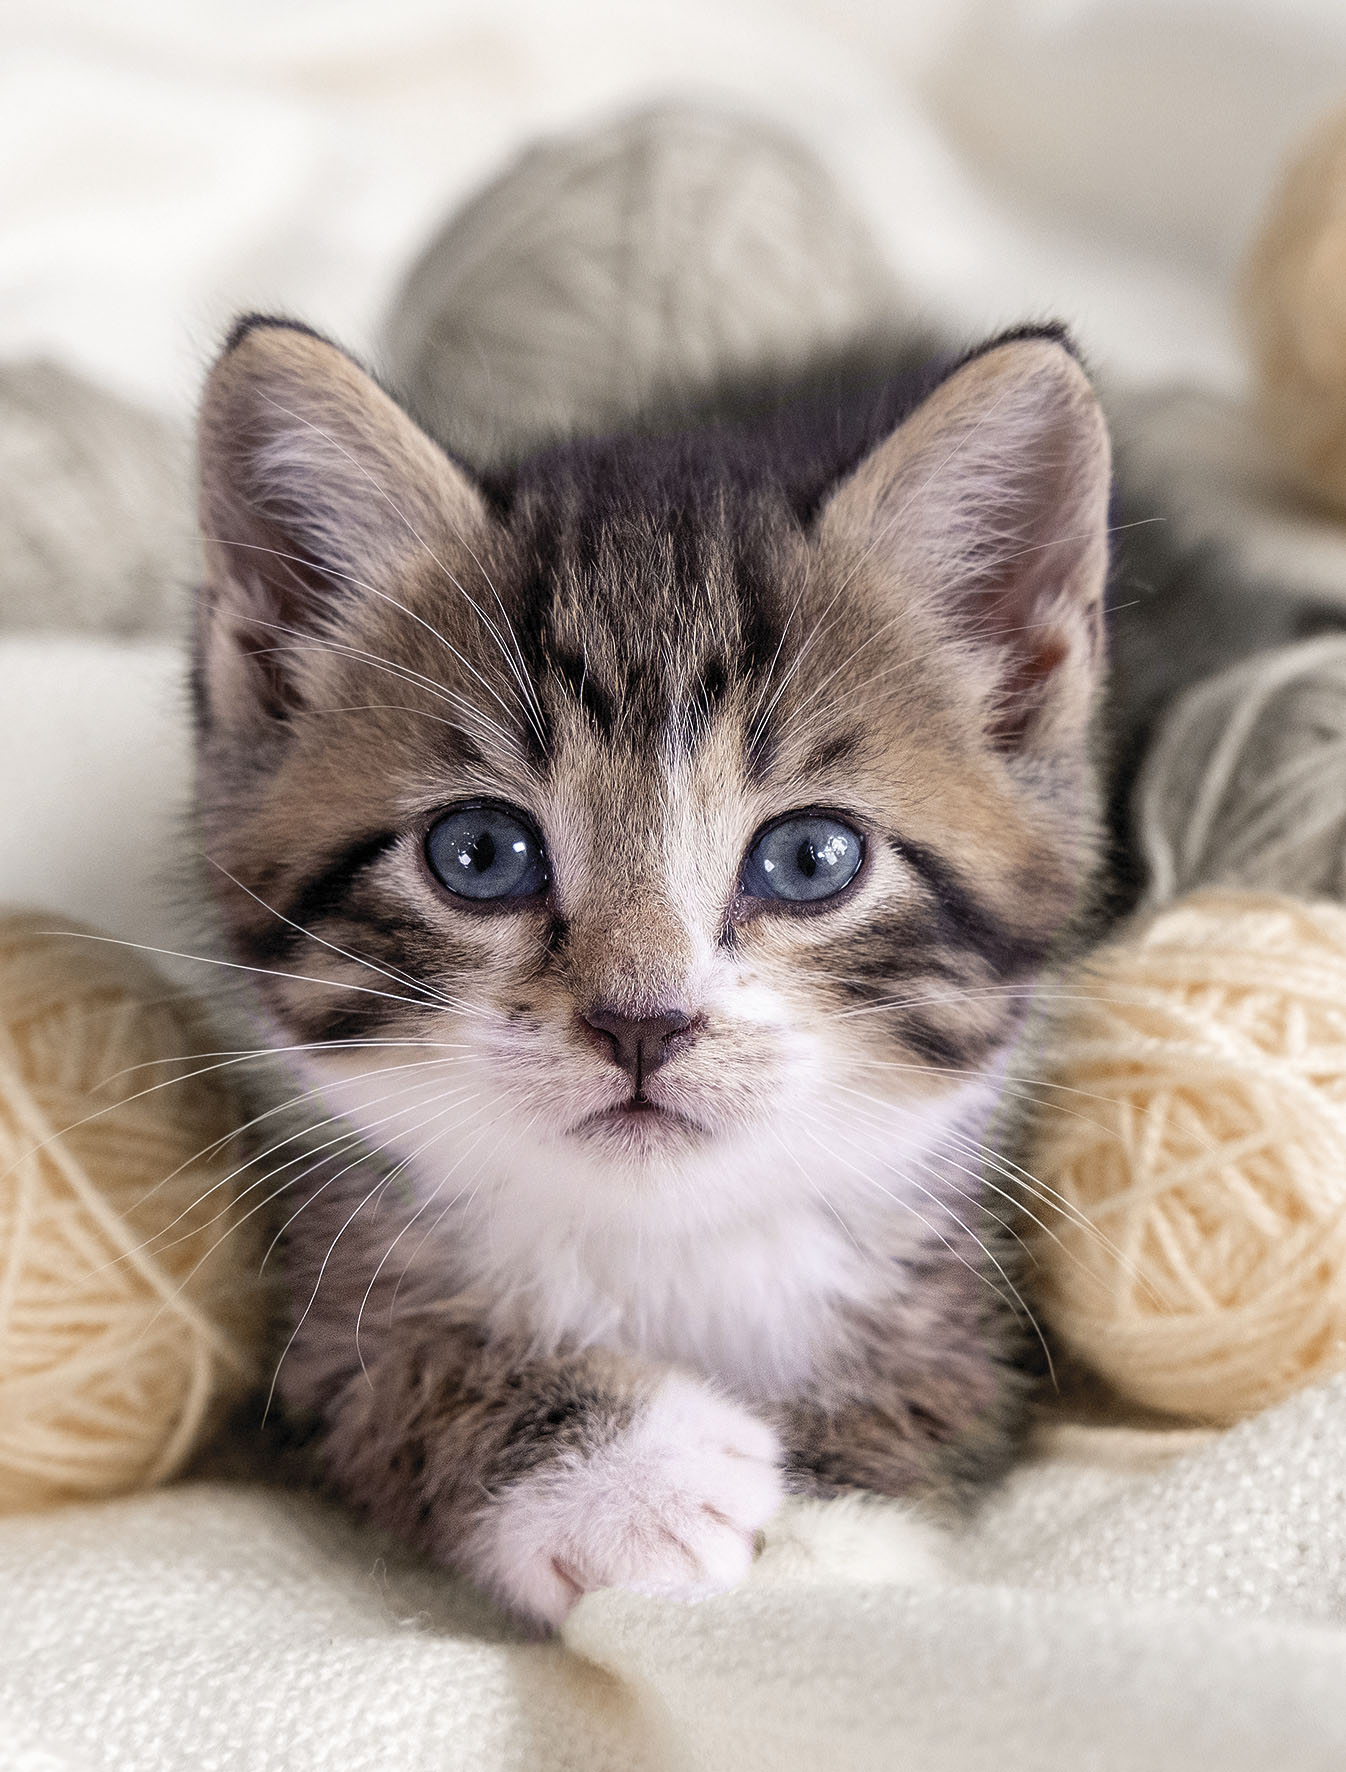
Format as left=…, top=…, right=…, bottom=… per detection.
left=427, top=803, right=547, bottom=903
left=743, top=814, right=864, bottom=907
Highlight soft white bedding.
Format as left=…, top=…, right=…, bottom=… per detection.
left=4, top=1388, right=1346, bottom=1771
left=6, top=3, right=1346, bottom=1767
left=0, top=639, right=189, bottom=950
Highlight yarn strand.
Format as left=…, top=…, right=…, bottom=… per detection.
left=0, top=913, right=264, bottom=1511
left=1032, top=890, right=1346, bottom=1423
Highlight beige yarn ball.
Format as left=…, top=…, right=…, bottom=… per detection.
left=1244, top=107, right=1346, bottom=512
left=1030, top=889, right=1346, bottom=1425
left=383, top=104, right=911, bottom=467
left=0, top=912, right=264, bottom=1509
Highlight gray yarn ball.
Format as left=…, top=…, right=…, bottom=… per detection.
left=382, top=105, right=912, bottom=467
left=0, top=362, right=196, bottom=634
left=1134, top=634, right=1346, bottom=904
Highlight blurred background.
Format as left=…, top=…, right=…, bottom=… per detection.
left=5, top=0, right=1346, bottom=414
left=6, top=0, right=1346, bottom=944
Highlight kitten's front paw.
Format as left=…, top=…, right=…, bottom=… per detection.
left=474, top=1374, right=782, bottom=1628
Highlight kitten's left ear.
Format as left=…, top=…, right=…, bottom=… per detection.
left=818, top=334, right=1111, bottom=754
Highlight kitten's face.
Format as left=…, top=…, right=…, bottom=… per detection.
left=194, top=320, right=1109, bottom=1236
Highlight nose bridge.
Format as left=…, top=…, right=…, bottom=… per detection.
left=559, top=738, right=726, bottom=1013
left=569, top=880, right=695, bottom=1014
left=562, top=769, right=698, bottom=1011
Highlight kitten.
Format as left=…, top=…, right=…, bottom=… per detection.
left=192, top=314, right=1111, bottom=1628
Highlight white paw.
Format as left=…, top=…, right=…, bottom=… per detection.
left=472, top=1374, right=783, bottom=1628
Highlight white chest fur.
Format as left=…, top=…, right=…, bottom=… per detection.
left=452, top=1182, right=883, bottom=1401
left=401, top=1094, right=982, bottom=1403
left=306, top=1047, right=998, bottom=1405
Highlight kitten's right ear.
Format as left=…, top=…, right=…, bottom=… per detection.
left=196, top=316, right=489, bottom=733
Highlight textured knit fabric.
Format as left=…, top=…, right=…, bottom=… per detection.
left=5, top=1380, right=1346, bottom=1770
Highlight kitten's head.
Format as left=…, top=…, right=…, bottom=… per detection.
left=194, top=317, right=1109, bottom=1235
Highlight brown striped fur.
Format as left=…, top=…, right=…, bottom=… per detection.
left=193, top=316, right=1111, bottom=1627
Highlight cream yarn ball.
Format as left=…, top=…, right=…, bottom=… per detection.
left=1243, top=106, right=1346, bottom=513
left=0, top=913, right=264, bottom=1509
left=1030, top=889, right=1346, bottom=1425
left=383, top=104, right=911, bottom=467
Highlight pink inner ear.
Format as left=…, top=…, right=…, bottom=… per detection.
left=818, top=338, right=1112, bottom=755
left=196, top=318, right=492, bottom=732
left=988, top=626, right=1073, bottom=748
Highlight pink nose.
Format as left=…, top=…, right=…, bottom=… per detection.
left=582, top=1005, right=695, bottom=1089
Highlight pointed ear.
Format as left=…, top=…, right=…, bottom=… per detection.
left=818, top=336, right=1111, bottom=754
left=196, top=316, right=489, bottom=731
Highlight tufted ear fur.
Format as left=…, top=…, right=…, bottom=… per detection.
left=818, top=335, right=1111, bottom=755
left=196, top=316, right=489, bottom=733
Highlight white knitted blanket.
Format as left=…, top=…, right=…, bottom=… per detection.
left=4, top=1386, right=1346, bottom=1771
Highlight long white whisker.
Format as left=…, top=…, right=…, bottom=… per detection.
left=226, top=394, right=548, bottom=745
left=242, top=613, right=518, bottom=753
left=792, top=1113, right=1054, bottom=1378
left=262, top=1089, right=506, bottom=1417
left=353, top=1093, right=529, bottom=1369
left=40, top=928, right=468, bottom=1017
left=208, top=520, right=537, bottom=745
left=388, top=1086, right=540, bottom=1311
left=123, top=1058, right=475, bottom=1260
left=202, top=853, right=469, bottom=1015
left=827, top=1081, right=1125, bottom=1291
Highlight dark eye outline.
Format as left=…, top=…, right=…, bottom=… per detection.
left=420, top=798, right=550, bottom=912
left=735, top=808, right=869, bottom=919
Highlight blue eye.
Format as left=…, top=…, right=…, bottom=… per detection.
left=742, top=814, right=864, bottom=905
left=426, top=803, right=548, bottom=902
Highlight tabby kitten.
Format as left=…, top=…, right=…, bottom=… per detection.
left=193, top=315, right=1110, bottom=1628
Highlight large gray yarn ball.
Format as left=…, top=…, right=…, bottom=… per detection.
left=382, top=105, right=912, bottom=466
left=0, top=362, right=196, bottom=633
left=1134, top=633, right=1346, bottom=904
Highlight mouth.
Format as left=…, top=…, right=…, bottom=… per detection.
left=573, top=1095, right=702, bottom=1140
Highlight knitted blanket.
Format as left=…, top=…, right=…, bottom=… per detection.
left=4, top=1386, right=1345, bottom=1771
